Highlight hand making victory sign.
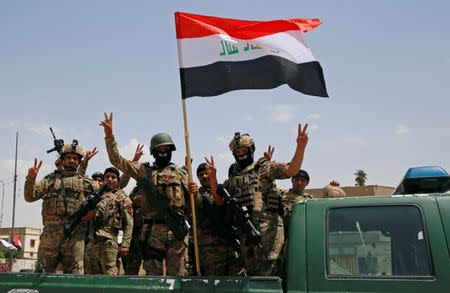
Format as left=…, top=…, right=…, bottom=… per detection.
left=27, top=158, right=42, bottom=180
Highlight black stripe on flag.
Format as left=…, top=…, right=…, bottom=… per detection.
left=180, top=56, right=328, bottom=98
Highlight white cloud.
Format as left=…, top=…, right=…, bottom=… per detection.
left=309, top=124, right=320, bottom=131
left=395, top=125, right=409, bottom=135
left=341, top=136, right=368, bottom=147
left=216, top=152, right=234, bottom=164
left=215, top=136, right=231, bottom=143
left=241, top=114, right=255, bottom=121
left=29, top=124, right=55, bottom=136
left=118, top=138, right=151, bottom=162
left=0, top=122, right=16, bottom=129
left=271, top=105, right=295, bottom=123
left=0, top=159, right=53, bottom=181
left=307, top=113, right=321, bottom=120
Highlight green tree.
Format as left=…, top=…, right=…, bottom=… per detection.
left=4, top=248, right=23, bottom=259
left=354, top=169, right=367, bottom=186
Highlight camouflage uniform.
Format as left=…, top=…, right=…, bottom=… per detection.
left=125, top=185, right=145, bottom=275
left=323, top=184, right=346, bottom=198
left=105, top=136, right=189, bottom=276
left=84, top=188, right=133, bottom=275
left=281, top=189, right=311, bottom=237
left=196, top=186, right=242, bottom=276
left=24, top=169, right=97, bottom=274
left=225, top=157, right=287, bottom=276
left=279, top=189, right=311, bottom=281
left=84, top=173, right=132, bottom=274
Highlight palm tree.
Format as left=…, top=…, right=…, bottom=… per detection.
left=354, top=169, right=367, bottom=186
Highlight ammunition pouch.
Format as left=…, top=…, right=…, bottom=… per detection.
left=166, top=208, right=190, bottom=241
left=137, top=175, right=190, bottom=242
left=136, top=219, right=166, bottom=261
left=112, top=216, right=122, bottom=230
left=42, top=197, right=82, bottom=220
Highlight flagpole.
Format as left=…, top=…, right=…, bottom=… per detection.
left=181, top=98, right=201, bottom=276
left=10, top=131, right=18, bottom=271
left=175, top=12, right=200, bottom=275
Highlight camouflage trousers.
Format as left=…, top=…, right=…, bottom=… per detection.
left=125, top=238, right=143, bottom=275
left=199, top=243, right=243, bottom=276
left=36, top=224, right=85, bottom=274
left=143, top=223, right=188, bottom=276
left=240, top=212, right=284, bottom=276
left=84, top=237, right=119, bottom=275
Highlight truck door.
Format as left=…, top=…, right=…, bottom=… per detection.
left=436, top=195, right=450, bottom=256
left=304, top=196, right=450, bottom=293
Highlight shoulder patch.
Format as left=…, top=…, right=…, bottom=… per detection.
left=127, top=205, right=133, bottom=215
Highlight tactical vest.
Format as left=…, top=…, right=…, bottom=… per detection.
left=95, top=190, right=131, bottom=238
left=262, top=183, right=284, bottom=213
left=143, top=163, right=186, bottom=220
left=41, top=174, right=88, bottom=224
left=227, top=159, right=281, bottom=216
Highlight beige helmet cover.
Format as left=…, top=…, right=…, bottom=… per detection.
left=229, top=133, right=254, bottom=151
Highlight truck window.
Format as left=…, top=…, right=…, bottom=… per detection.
left=327, top=205, right=432, bottom=277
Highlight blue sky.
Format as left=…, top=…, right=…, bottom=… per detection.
left=1, top=1, right=449, bottom=228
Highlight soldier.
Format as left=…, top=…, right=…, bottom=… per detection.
left=24, top=141, right=98, bottom=274
left=84, top=145, right=143, bottom=275
left=82, top=167, right=134, bottom=275
left=124, top=184, right=145, bottom=275
left=92, top=172, right=104, bottom=185
left=100, top=112, right=197, bottom=276
left=43, top=147, right=97, bottom=180
left=194, top=162, right=241, bottom=276
left=206, top=124, right=308, bottom=276
left=279, top=169, right=312, bottom=284
left=281, top=169, right=312, bottom=236
left=323, top=180, right=346, bottom=198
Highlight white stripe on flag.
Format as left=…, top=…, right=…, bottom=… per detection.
left=178, top=30, right=316, bottom=68
left=0, top=238, right=18, bottom=250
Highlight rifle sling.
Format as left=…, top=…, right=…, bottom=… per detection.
left=61, top=177, right=68, bottom=216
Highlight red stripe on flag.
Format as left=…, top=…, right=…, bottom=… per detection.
left=175, top=12, right=322, bottom=40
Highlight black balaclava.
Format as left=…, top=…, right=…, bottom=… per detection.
left=233, top=148, right=254, bottom=169
left=153, top=150, right=172, bottom=167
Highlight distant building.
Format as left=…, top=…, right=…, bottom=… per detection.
left=0, top=227, right=41, bottom=260
left=306, top=185, right=395, bottom=198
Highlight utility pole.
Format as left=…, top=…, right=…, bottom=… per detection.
left=9, top=132, right=18, bottom=271
left=0, top=180, right=4, bottom=228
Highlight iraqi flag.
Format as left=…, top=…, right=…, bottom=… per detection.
left=175, top=12, right=328, bottom=98
left=0, top=239, right=17, bottom=250
left=13, top=233, right=22, bottom=250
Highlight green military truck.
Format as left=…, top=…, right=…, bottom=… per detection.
left=1, top=191, right=450, bottom=292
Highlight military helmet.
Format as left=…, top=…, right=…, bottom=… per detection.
left=60, top=141, right=84, bottom=158
left=150, top=132, right=176, bottom=154
left=229, top=132, right=255, bottom=152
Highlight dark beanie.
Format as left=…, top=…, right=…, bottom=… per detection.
left=293, top=169, right=310, bottom=183
left=196, top=163, right=207, bottom=175
left=104, top=167, right=120, bottom=180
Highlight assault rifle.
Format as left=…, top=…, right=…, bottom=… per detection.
left=57, top=183, right=108, bottom=248
left=137, top=177, right=190, bottom=241
left=46, top=127, right=65, bottom=154
left=201, top=195, right=240, bottom=252
left=217, top=184, right=261, bottom=245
